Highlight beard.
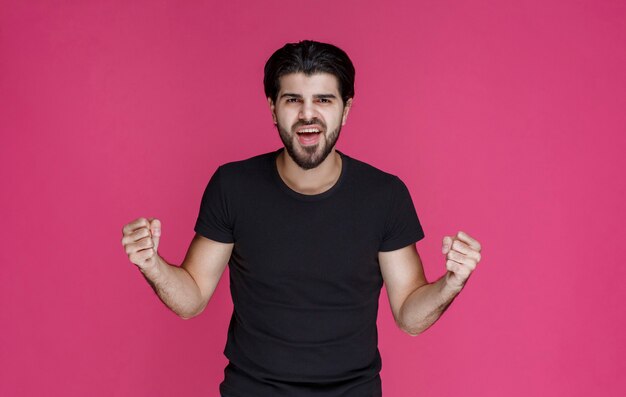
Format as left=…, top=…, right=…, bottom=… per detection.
left=276, top=118, right=342, bottom=170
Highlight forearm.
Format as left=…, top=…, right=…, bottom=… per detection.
left=398, top=274, right=462, bottom=336
left=140, top=255, right=205, bottom=319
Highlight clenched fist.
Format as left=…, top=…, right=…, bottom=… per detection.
left=121, top=217, right=162, bottom=271
left=442, top=231, right=482, bottom=291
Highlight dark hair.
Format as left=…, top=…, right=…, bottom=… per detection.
left=264, top=40, right=355, bottom=105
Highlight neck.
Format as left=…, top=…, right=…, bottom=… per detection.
left=276, top=149, right=342, bottom=195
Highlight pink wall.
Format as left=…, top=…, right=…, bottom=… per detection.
left=1, top=1, right=624, bottom=396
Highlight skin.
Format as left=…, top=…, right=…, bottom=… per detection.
left=269, top=72, right=352, bottom=195
left=121, top=72, right=483, bottom=334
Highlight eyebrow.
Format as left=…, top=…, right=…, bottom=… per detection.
left=279, top=93, right=338, bottom=99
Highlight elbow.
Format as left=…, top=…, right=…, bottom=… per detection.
left=401, top=322, right=435, bottom=336
left=177, top=305, right=204, bottom=320
left=396, top=319, right=422, bottom=337
left=406, top=329, right=422, bottom=337
left=396, top=310, right=422, bottom=336
left=177, top=297, right=209, bottom=320
left=397, top=315, right=425, bottom=336
left=178, top=311, right=200, bottom=320
left=402, top=325, right=422, bottom=337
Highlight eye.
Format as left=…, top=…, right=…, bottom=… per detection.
left=317, top=98, right=331, bottom=103
left=286, top=97, right=301, bottom=103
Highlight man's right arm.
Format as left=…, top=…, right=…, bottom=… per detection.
left=122, top=217, right=233, bottom=319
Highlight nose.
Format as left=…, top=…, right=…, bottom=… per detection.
left=298, top=100, right=316, bottom=121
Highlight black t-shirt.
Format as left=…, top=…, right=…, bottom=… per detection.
left=194, top=149, right=424, bottom=397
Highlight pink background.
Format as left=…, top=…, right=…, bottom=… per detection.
left=1, top=1, right=624, bottom=396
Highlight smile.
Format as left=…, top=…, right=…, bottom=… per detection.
left=296, top=129, right=322, bottom=145
left=295, top=123, right=324, bottom=134
left=297, top=128, right=321, bottom=134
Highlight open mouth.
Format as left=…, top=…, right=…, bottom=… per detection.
left=296, top=127, right=323, bottom=146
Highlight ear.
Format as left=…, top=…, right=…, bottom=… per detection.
left=267, top=97, right=277, bottom=124
left=341, top=98, right=353, bottom=126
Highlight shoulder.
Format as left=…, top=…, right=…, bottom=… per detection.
left=341, top=151, right=404, bottom=190
left=208, top=150, right=278, bottom=197
left=219, top=150, right=277, bottom=176
left=211, top=150, right=277, bottom=187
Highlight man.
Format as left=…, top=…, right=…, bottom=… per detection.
left=121, top=40, right=482, bottom=396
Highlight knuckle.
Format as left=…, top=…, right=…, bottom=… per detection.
left=135, top=250, right=147, bottom=261
left=134, top=228, right=146, bottom=239
left=133, top=251, right=147, bottom=263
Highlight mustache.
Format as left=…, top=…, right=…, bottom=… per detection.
left=291, top=118, right=327, bottom=131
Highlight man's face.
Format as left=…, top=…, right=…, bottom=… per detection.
left=269, top=72, right=352, bottom=170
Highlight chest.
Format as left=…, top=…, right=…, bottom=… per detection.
left=229, top=193, right=386, bottom=296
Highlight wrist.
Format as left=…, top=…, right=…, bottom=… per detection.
left=140, top=253, right=164, bottom=279
left=441, top=272, right=464, bottom=296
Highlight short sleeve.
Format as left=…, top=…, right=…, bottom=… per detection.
left=194, top=167, right=235, bottom=243
left=378, top=176, right=425, bottom=252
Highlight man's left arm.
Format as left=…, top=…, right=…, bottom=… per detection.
left=379, top=231, right=482, bottom=336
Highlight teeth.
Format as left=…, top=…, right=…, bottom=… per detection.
left=298, top=128, right=320, bottom=134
